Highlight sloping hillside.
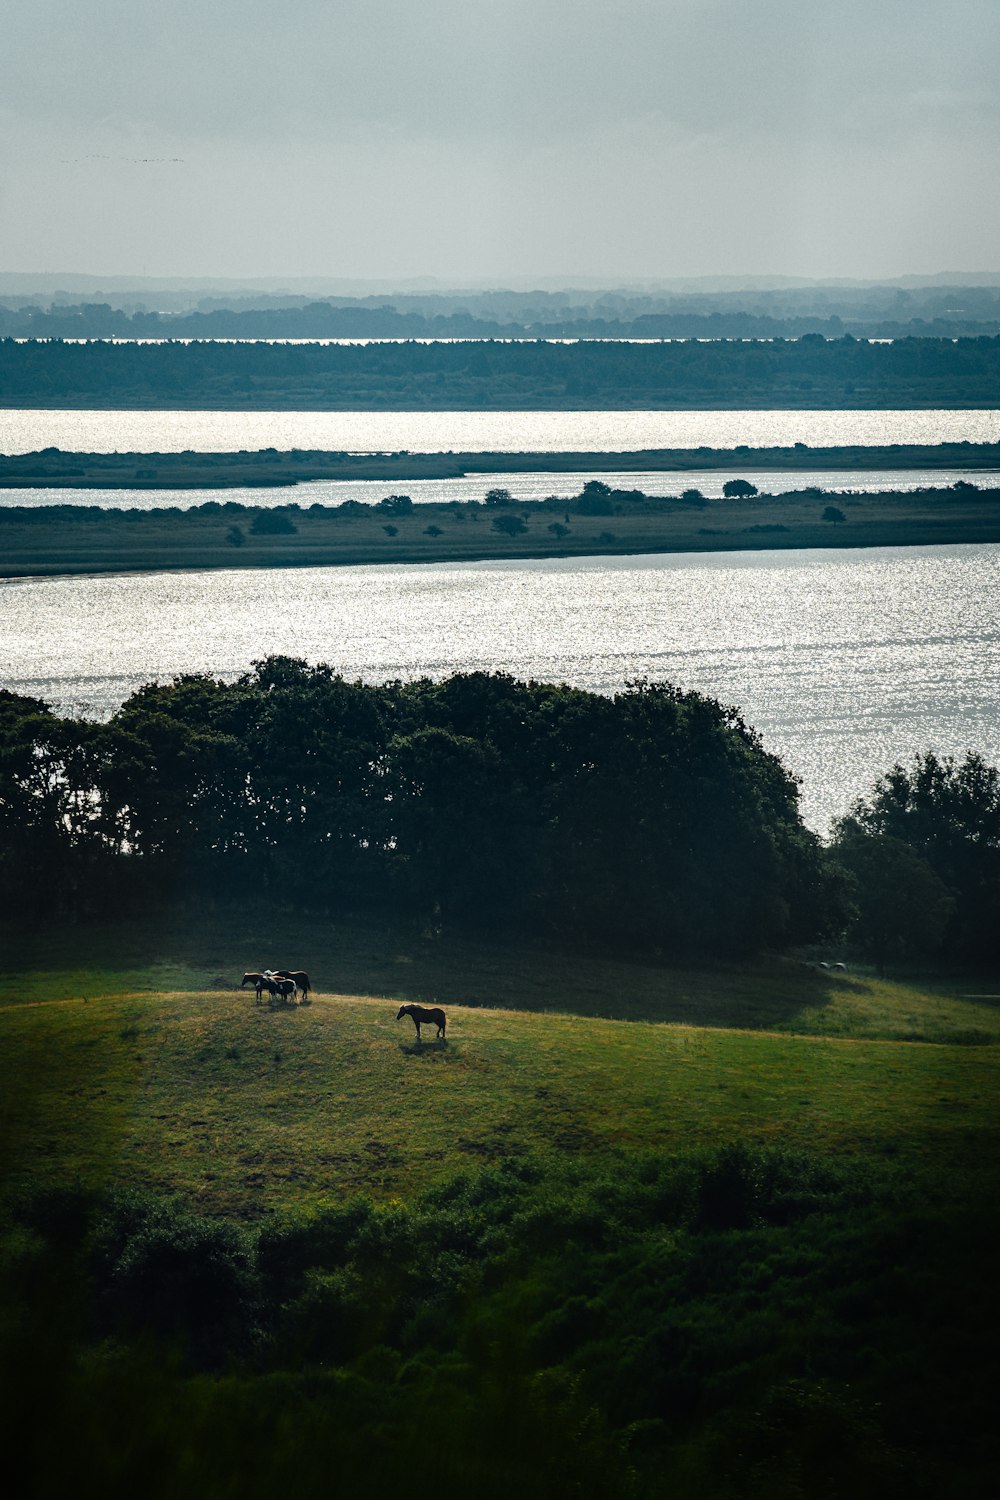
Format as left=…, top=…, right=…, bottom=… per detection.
left=3, top=987, right=997, bottom=1213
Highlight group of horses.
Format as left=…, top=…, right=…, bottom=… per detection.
left=241, top=969, right=312, bottom=1004
left=239, top=970, right=448, bottom=1041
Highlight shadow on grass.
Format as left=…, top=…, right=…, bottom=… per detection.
left=0, top=902, right=947, bottom=1038
left=398, top=1039, right=449, bottom=1058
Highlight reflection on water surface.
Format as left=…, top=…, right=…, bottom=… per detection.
left=2, top=406, right=999, bottom=455
left=2, top=543, right=997, bottom=833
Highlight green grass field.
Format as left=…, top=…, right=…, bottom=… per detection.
left=3, top=912, right=998, bottom=1497
left=4, top=988, right=998, bottom=1217
left=5, top=905, right=998, bottom=1038
left=3, top=910, right=997, bottom=1214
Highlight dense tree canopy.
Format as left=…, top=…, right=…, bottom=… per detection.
left=833, top=751, right=1000, bottom=964
left=2, top=335, right=999, bottom=408
left=0, top=663, right=845, bottom=955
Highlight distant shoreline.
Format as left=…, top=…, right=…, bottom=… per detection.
left=2, top=482, right=997, bottom=580
left=4, top=400, right=1000, bottom=413
left=2, top=333, right=998, bottom=410
left=2, top=442, right=1000, bottom=490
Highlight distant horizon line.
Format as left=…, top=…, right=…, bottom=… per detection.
left=3, top=270, right=1000, bottom=298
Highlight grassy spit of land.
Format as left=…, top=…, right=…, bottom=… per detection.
left=2, top=479, right=998, bottom=577
left=2, top=442, right=999, bottom=487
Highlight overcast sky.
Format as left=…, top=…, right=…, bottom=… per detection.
left=2, top=0, right=998, bottom=284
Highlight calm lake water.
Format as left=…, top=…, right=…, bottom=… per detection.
left=2, top=407, right=999, bottom=456
left=2, top=543, right=997, bottom=834
left=6, top=467, right=1000, bottom=511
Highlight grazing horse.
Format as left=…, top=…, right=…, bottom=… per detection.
left=396, top=1003, right=447, bottom=1040
left=274, top=969, right=311, bottom=1000
left=241, top=971, right=270, bottom=1002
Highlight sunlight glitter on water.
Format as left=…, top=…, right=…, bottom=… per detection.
left=1, top=543, right=997, bottom=833
left=2, top=406, right=999, bottom=455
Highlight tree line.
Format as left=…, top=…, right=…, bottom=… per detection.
left=2, top=335, right=999, bottom=407
left=5, top=277, right=1000, bottom=339
left=1, top=663, right=839, bottom=955
left=834, top=751, right=1000, bottom=969
left=4, top=301, right=1000, bottom=340
left=3, top=660, right=996, bottom=963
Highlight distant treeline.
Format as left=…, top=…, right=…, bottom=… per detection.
left=5, top=279, right=1000, bottom=339
left=2, top=335, right=999, bottom=407
left=0, top=663, right=842, bottom=956
left=4, top=442, right=1000, bottom=489
left=4, top=302, right=1000, bottom=341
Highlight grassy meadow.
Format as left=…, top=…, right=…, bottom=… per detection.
left=2, top=908, right=998, bottom=1211
left=4, top=985, right=1000, bottom=1215
left=3, top=910, right=999, bottom=1496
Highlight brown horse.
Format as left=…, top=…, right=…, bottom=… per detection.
left=241, top=971, right=269, bottom=1002
left=396, top=1003, right=447, bottom=1040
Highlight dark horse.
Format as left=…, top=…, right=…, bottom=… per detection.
left=241, top=971, right=296, bottom=1003
left=274, top=969, right=312, bottom=1000
left=396, top=1003, right=447, bottom=1040
left=266, top=974, right=297, bottom=1004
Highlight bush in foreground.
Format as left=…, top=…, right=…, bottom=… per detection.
left=1, top=1146, right=996, bottom=1498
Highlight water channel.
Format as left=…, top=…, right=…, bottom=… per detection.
left=3, top=406, right=999, bottom=456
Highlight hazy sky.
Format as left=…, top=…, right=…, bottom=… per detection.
left=3, top=0, right=998, bottom=283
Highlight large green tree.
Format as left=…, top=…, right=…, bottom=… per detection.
left=835, top=750, right=1000, bottom=962
left=3, top=663, right=847, bottom=955
left=831, top=824, right=955, bottom=973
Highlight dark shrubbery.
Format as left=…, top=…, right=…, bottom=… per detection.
left=491, top=513, right=528, bottom=535
left=90, top=1190, right=257, bottom=1364
left=2, top=1146, right=996, bottom=1498
left=249, top=509, right=297, bottom=535
left=575, top=480, right=615, bottom=515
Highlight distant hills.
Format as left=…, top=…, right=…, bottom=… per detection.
left=2, top=305, right=999, bottom=342
left=3, top=270, right=1000, bottom=298
left=2, top=273, right=1000, bottom=338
